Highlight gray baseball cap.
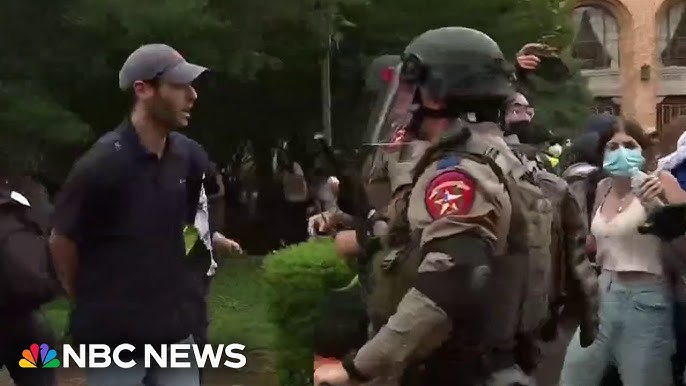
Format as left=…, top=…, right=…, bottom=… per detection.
left=118, top=44, right=208, bottom=90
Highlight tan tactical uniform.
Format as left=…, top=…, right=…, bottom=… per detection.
left=359, top=139, right=431, bottom=386
left=365, top=140, right=431, bottom=215
left=508, top=139, right=599, bottom=340
left=352, top=122, right=555, bottom=386
left=507, top=138, right=600, bottom=386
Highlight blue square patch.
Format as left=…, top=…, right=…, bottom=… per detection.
left=437, top=154, right=460, bottom=171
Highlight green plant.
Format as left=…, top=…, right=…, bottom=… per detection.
left=263, top=238, right=354, bottom=386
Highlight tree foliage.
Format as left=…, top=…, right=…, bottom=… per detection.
left=0, top=0, right=590, bottom=185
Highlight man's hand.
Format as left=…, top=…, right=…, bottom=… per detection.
left=516, top=42, right=570, bottom=81
left=49, top=230, right=78, bottom=298
left=308, top=212, right=333, bottom=236
left=638, top=203, right=686, bottom=241
left=517, top=54, right=541, bottom=70
left=314, top=362, right=357, bottom=386
left=517, top=42, right=546, bottom=70
left=308, top=210, right=348, bottom=236
left=212, top=232, right=243, bottom=255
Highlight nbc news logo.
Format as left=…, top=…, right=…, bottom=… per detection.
left=19, top=343, right=61, bottom=368
left=18, top=343, right=247, bottom=369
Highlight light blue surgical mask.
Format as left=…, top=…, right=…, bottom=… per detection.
left=602, top=146, right=645, bottom=177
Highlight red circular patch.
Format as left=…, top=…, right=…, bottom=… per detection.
left=425, top=171, right=476, bottom=219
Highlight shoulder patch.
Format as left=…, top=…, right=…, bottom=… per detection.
left=425, top=171, right=476, bottom=219
left=437, top=154, right=460, bottom=170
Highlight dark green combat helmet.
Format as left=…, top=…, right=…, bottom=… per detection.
left=400, top=27, right=515, bottom=103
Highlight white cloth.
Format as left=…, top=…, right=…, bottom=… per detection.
left=657, top=130, right=686, bottom=171
left=193, top=174, right=217, bottom=277
left=282, top=162, right=308, bottom=203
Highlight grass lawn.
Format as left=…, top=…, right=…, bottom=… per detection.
left=33, top=257, right=279, bottom=385
left=44, top=257, right=276, bottom=349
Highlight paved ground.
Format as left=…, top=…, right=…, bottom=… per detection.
left=534, top=318, right=578, bottom=386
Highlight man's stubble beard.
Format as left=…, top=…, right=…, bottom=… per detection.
left=148, top=95, right=183, bottom=130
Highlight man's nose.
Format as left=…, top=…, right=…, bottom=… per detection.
left=187, top=85, right=198, bottom=101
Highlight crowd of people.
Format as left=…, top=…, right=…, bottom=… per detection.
left=4, top=23, right=686, bottom=386
left=311, top=27, right=686, bottom=386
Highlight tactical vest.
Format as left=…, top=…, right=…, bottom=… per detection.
left=510, top=145, right=573, bottom=335
left=364, top=140, right=430, bottom=333
left=367, top=125, right=554, bottom=352
left=478, top=140, right=553, bottom=342
left=562, top=162, right=602, bottom=232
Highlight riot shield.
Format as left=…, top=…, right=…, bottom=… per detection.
left=364, top=66, right=418, bottom=147
left=364, top=55, right=401, bottom=93
left=364, top=55, right=402, bottom=145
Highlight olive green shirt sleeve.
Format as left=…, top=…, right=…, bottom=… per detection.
left=353, top=287, right=452, bottom=378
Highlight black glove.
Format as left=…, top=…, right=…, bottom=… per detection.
left=638, top=204, right=686, bottom=241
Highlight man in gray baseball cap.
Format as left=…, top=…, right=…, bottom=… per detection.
left=51, top=44, right=213, bottom=386
left=119, top=43, right=208, bottom=132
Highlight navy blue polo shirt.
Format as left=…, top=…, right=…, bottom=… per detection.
left=52, top=118, right=211, bottom=347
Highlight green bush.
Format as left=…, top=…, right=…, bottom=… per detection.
left=263, top=238, right=354, bottom=386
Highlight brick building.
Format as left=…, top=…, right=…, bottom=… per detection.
left=574, top=0, right=686, bottom=131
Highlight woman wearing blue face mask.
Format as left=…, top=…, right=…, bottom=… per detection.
left=560, top=119, right=686, bottom=386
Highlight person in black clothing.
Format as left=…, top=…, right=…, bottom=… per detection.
left=50, top=43, right=211, bottom=386
left=0, top=187, right=58, bottom=386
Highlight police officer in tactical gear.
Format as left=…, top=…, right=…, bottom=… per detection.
left=315, top=26, right=562, bottom=386
left=502, top=90, right=600, bottom=385
left=313, top=55, right=431, bottom=380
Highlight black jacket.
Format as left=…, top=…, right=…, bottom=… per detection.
left=0, top=189, right=58, bottom=315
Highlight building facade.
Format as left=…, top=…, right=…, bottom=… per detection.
left=574, top=0, right=686, bottom=131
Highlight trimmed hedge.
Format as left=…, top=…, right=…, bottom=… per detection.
left=263, top=238, right=355, bottom=386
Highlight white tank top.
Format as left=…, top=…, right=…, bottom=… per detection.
left=590, top=197, right=663, bottom=275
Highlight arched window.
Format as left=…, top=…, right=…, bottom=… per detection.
left=572, top=6, right=620, bottom=70
left=591, top=98, right=620, bottom=115
left=660, top=2, right=686, bottom=66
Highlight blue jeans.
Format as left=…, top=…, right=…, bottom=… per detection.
left=560, top=271, right=674, bottom=386
left=86, top=335, right=199, bottom=386
left=673, top=301, right=686, bottom=384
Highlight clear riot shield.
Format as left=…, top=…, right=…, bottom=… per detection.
left=363, top=59, right=418, bottom=186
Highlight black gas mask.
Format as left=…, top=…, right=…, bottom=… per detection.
left=506, top=120, right=534, bottom=142
left=506, top=120, right=552, bottom=145
left=416, top=97, right=503, bottom=124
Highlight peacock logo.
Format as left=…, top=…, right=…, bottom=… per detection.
left=19, top=343, right=60, bottom=368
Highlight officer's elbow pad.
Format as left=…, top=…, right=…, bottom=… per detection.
left=415, top=234, right=493, bottom=317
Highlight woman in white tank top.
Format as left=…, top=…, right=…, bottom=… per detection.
left=560, top=119, right=686, bottom=386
